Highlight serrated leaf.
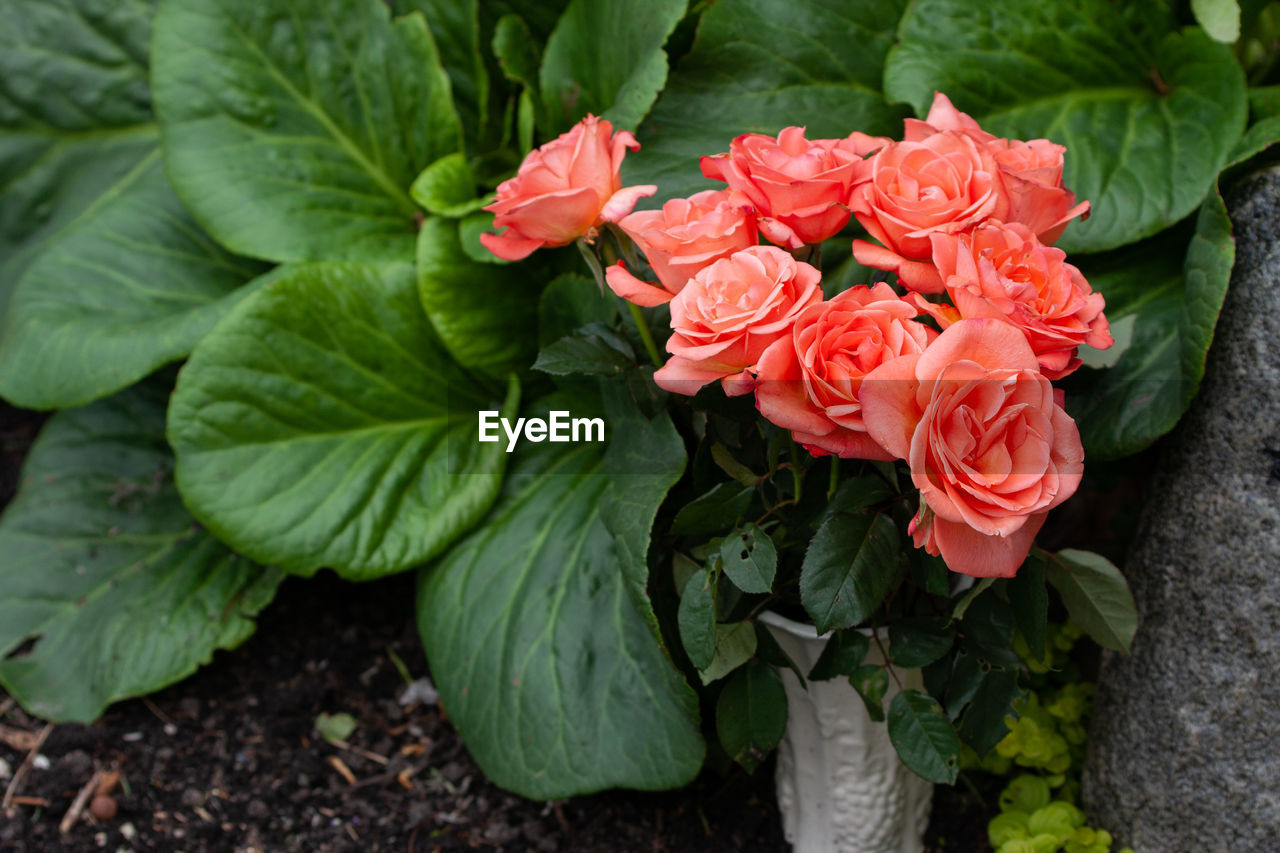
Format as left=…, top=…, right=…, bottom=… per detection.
left=888, top=618, right=954, bottom=669
left=678, top=569, right=717, bottom=671
left=699, top=621, right=758, bottom=685
left=1043, top=549, right=1137, bottom=652
left=625, top=0, right=909, bottom=202
left=670, top=482, right=754, bottom=536
left=888, top=690, right=961, bottom=784
left=540, top=0, right=687, bottom=131
left=808, top=629, right=870, bottom=681
left=410, top=153, right=487, bottom=217
left=168, top=261, right=512, bottom=579
left=956, top=668, right=1021, bottom=756
left=153, top=0, right=461, bottom=262
left=0, top=158, right=271, bottom=409
left=884, top=0, right=1247, bottom=254
left=716, top=662, right=787, bottom=773
left=0, top=380, right=283, bottom=722
left=850, top=664, right=889, bottom=723
left=416, top=397, right=702, bottom=798
left=719, top=523, right=777, bottom=594
left=800, top=512, right=901, bottom=633
left=534, top=323, right=636, bottom=376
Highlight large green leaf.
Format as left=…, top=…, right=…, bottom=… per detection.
left=800, top=511, right=901, bottom=633
left=624, top=0, right=909, bottom=203
left=0, top=158, right=270, bottom=409
left=168, top=261, right=512, bottom=579
left=884, top=0, right=1247, bottom=254
left=540, top=0, right=687, bottom=132
left=152, top=0, right=462, bottom=263
left=416, top=217, right=546, bottom=379
left=0, top=380, right=282, bottom=722
left=887, top=689, right=961, bottom=784
left=1043, top=549, right=1137, bottom=653
left=416, top=396, right=703, bottom=799
left=0, top=0, right=157, bottom=326
left=392, top=0, right=490, bottom=148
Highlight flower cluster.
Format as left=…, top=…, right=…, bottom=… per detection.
left=483, top=95, right=1113, bottom=579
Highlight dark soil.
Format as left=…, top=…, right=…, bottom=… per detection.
left=0, top=404, right=992, bottom=852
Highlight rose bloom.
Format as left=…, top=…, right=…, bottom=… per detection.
left=916, top=221, right=1113, bottom=380
left=905, top=93, right=1089, bottom=244
left=604, top=189, right=756, bottom=307
left=653, top=246, right=822, bottom=396
left=480, top=115, right=656, bottom=261
left=850, top=130, right=1003, bottom=293
left=754, top=283, right=935, bottom=460
left=700, top=127, right=887, bottom=248
left=861, top=319, right=1084, bottom=578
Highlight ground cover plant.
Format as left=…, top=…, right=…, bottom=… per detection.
left=2, top=0, right=1279, bottom=847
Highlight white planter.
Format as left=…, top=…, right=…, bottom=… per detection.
left=759, top=611, right=933, bottom=853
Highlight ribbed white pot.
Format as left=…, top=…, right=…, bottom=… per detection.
left=759, top=611, right=933, bottom=853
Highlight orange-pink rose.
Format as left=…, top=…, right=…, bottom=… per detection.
left=480, top=115, right=656, bottom=261
left=604, top=189, right=757, bottom=307
left=700, top=127, right=887, bottom=249
left=860, top=319, right=1084, bottom=578
left=905, top=93, right=1089, bottom=245
left=915, top=221, right=1113, bottom=380
left=851, top=131, right=1003, bottom=293
left=654, top=246, right=822, bottom=396
left=754, top=283, right=936, bottom=460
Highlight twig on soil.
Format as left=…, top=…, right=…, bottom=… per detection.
left=141, top=696, right=177, bottom=728
left=328, top=739, right=389, bottom=765
left=8, top=796, right=50, bottom=807
left=1, top=723, right=51, bottom=809
left=0, top=723, right=39, bottom=752
left=326, top=755, right=358, bottom=786
left=60, top=769, right=104, bottom=834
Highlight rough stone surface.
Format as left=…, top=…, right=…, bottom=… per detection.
left=1082, top=167, right=1280, bottom=851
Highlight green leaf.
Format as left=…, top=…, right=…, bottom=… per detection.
left=956, top=667, right=1021, bottom=756
left=888, top=618, right=954, bottom=668
left=716, top=662, right=787, bottom=773
left=533, top=323, right=636, bottom=376
left=670, top=482, right=753, bottom=536
left=315, top=711, right=358, bottom=743
left=417, top=217, right=545, bottom=379
left=888, top=690, right=961, bottom=784
left=700, top=621, right=758, bottom=685
left=540, top=0, right=687, bottom=131
left=952, top=577, right=995, bottom=621
left=415, top=405, right=703, bottom=799
left=1043, top=549, right=1138, bottom=653
left=625, top=0, right=909, bottom=203
left=719, top=523, right=777, bottom=594
left=808, top=629, right=870, bottom=681
left=0, top=380, right=283, bottom=722
left=908, top=548, right=951, bottom=597
left=0, top=157, right=271, bottom=409
left=884, top=0, right=1247, bottom=254
left=493, top=14, right=542, bottom=93
left=393, top=0, right=489, bottom=149
left=168, top=261, right=512, bottom=579
left=711, top=443, right=759, bottom=488
left=538, top=273, right=618, bottom=346
left=822, top=474, right=894, bottom=520
left=800, top=512, right=901, bottom=633
left=850, top=664, right=889, bottom=722
left=1192, top=0, right=1241, bottom=42
left=753, top=621, right=807, bottom=687
left=152, top=0, right=462, bottom=262
left=0, top=0, right=157, bottom=327
left=678, top=569, right=717, bottom=670
left=1008, top=555, right=1048, bottom=660
left=410, top=154, right=488, bottom=217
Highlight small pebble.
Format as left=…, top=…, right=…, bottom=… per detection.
left=0, top=758, right=11, bottom=781
left=120, top=822, right=137, bottom=841
left=32, top=755, right=50, bottom=770
left=122, top=732, right=143, bottom=743
left=90, top=796, right=118, bottom=821
left=164, top=723, right=178, bottom=736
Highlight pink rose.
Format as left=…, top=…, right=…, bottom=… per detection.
left=916, top=221, right=1113, bottom=380
left=905, top=93, right=1088, bottom=244
left=860, top=319, right=1084, bottom=578
left=754, top=284, right=936, bottom=460
left=654, top=246, right=822, bottom=396
left=480, top=115, right=656, bottom=261
left=851, top=131, right=1003, bottom=293
left=604, top=190, right=757, bottom=307
left=700, top=127, right=887, bottom=248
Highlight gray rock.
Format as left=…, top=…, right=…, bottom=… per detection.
left=1082, top=166, right=1280, bottom=851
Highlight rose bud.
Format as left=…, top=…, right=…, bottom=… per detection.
left=654, top=246, right=822, bottom=396
left=480, top=114, right=657, bottom=261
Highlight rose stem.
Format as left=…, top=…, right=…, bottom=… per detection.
left=827, top=457, right=839, bottom=500
left=626, top=302, right=664, bottom=368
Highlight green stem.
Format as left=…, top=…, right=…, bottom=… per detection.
left=627, top=302, right=663, bottom=368
left=828, top=457, right=839, bottom=500
left=788, top=438, right=803, bottom=502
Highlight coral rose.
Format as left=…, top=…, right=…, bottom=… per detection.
left=851, top=131, right=1003, bottom=293
left=905, top=93, right=1088, bottom=245
left=916, top=221, right=1112, bottom=380
left=860, top=319, right=1084, bottom=578
left=700, top=127, right=887, bottom=249
left=480, top=115, right=656, bottom=261
left=754, top=283, right=935, bottom=460
left=654, top=246, right=822, bottom=396
left=604, top=189, right=756, bottom=307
